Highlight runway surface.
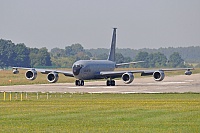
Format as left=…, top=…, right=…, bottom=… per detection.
left=0, top=74, right=200, bottom=93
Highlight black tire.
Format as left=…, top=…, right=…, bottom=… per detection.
left=106, top=80, right=111, bottom=86
left=80, top=80, right=84, bottom=86
left=111, top=80, right=115, bottom=86
left=75, top=80, right=80, bottom=86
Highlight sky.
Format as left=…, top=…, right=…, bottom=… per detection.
left=0, top=0, right=200, bottom=50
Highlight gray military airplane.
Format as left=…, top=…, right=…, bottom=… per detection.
left=13, top=28, right=193, bottom=86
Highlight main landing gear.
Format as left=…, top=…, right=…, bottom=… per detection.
left=75, top=80, right=84, bottom=86
left=75, top=79, right=115, bottom=86
left=106, top=80, right=115, bottom=86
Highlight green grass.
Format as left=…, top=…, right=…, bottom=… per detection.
left=0, top=93, right=199, bottom=132
left=0, top=68, right=200, bottom=86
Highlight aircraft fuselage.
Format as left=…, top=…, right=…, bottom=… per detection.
left=72, top=60, right=115, bottom=80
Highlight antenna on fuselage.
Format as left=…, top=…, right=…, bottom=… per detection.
left=107, top=28, right=117, bottom=62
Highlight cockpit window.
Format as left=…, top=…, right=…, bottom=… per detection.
left=73, top=64, right=83, bottom=76
left=75, top=64, right=84, bottom=67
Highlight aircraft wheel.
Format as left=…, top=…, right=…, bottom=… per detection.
left=80, top=80, right=84, bottom=86
left=106, top=80, right=111, bottom=86
left=106, top=80, right=115, bottom=86
left=75, top=80, right=80, bottom=86
left=111, top=80, right=115, bottom=86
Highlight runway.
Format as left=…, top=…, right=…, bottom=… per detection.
left=0, top=74, right=200, bottom=93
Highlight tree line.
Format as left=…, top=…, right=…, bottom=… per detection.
left=0, top=39, right=51, bottom=68
left=0, top=39, right=197, bottom=69
left=51, top=44, right=182, bottom=68
left=87, top=46, right=200, bottom=63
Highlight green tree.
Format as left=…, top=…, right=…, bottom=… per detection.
left=14, top=43, right=30, bottom=67
left=96, top=53, right=108, bottom=60
left=124, top=57, right=132, bottom=63
left=168, top=52, right=185, bottom=67
left=75, top=51, right=90, bottom=60
left=0, top=39, right=15, bottom=68
left=115, top=53, right=125, bottom=64
left=51, top=48, right=66, bottom=58
left=51, top=57, right=73, bottom=68
left=29, top=48, right=39, bottom=67
left=148, top=52, right=167, bottom=68
left=65, top=43, right=84, bottom=56
left=134, top=51, right=149, bottom=68
left=195, top=63, right=200, bottom=68
left=29, top=47, right=52, bottom=67
left=38, top=47, right=52, bottom=66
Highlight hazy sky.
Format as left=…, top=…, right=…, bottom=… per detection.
left=1, top=0, right=200, bottom=50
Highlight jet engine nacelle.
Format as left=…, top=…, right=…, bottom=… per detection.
left=185, top=70, right=192, bottom=75
left=47, top=72, right=59, bottom=83
left=13, top=69, right=19, bottom=74
left=25, top=69, right=37, bottom=80
left=122, top=72, right=134, bottom=84
left=153, top=71, right=165, bottom=81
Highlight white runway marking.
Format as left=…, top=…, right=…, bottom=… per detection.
left=147, top=82, right=187, bottom=85
left=102, top=86, right=116, bottom=89
left=184, top=80, right=194, bottom=82
left=86, top=87, right=97, bottom=88
left=68, top=87, right=83, bottom=89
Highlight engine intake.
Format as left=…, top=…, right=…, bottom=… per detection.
left=25, top=69, right=37, bottom=80
left=47, top=72, right=59, bottom=83
left=153, top=71, right=165, bottom=81
left=122, top=72, right=134, bottom=84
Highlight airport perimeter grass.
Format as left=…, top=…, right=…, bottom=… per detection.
left=0, top=93, right=199, bottom=132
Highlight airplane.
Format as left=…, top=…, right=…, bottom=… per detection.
left=12, top=28, right=194, bottom=86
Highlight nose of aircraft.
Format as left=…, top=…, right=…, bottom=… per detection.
left=73, top=65, right=82, bottom=76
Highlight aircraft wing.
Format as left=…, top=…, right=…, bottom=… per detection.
left=100, top=70, right=147, bottom=78
left=100, top=68, right=194, bottom=78
left=116, top=61, right=145, bottom=67
left=12, top=67, right=74, bottom=77
left=156, top=68, right=194, bottom=71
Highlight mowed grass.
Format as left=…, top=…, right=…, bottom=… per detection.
left=0, top=93, right=199, bottom=133
left=0, top=68, right=200, bottom=86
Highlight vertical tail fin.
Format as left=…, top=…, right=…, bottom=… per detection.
left=107, top=28, right=117, bottom=62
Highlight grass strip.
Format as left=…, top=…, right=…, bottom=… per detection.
left=0, top=93, right=199, bottom=132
